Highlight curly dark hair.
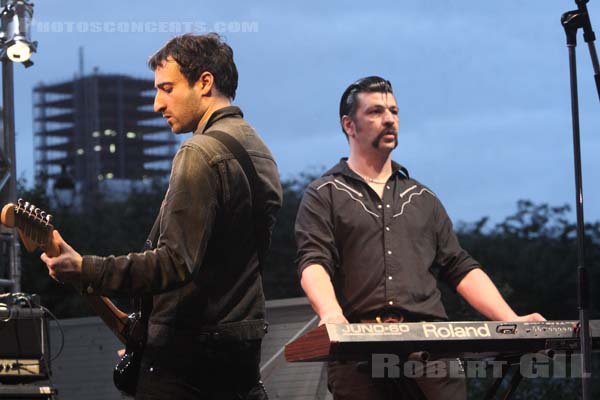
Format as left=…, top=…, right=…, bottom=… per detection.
left=148, top=33, right=238, bottom=99
left=339, top=76, right=393, bottom=137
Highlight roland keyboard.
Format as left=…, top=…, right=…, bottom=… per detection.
left=284, top=320, right=600, bottom=362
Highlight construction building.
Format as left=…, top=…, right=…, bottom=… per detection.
left=33, top=71, right=177, bottom=202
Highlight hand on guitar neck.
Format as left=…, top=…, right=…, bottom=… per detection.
left=40, top=230, right=83, bottom=285
left=1, top=200, right=82, bottom=284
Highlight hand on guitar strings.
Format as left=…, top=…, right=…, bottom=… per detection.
left=40, top=230, right=83, bottom=285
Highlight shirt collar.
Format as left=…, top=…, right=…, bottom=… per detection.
left=195, top=105, right=244, bottom=134
left=324, top=158, right=410, bottom=180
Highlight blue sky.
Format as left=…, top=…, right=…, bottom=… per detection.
left=10, top=0, right=600, bottom=224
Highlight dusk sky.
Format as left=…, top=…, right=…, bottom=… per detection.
left=10, top=0, right=600, bottom=225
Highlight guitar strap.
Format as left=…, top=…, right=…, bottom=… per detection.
left=144, top=214, right=161, bottom=252
left=204, top=130, right=270, bottom=269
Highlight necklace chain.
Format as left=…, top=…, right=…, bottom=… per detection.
left=365, top=177, right=387, bottom=184
left=361, top=175, right=387, bottom=185
left=347, top=161, right=389, bottom=185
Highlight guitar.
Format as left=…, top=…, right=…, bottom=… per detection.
left=1, top=199, right=145, bottom=396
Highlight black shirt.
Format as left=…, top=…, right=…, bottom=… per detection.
left=295, top=159, right=479, bottom=321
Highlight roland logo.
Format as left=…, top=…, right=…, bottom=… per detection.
left=422, top=323, right=491, bottom=338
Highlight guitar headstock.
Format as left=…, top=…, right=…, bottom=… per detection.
left=1, top=199, right=57, bottom=255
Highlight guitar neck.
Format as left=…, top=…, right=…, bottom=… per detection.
left=42, top=229, right=60, bottom=257
left=84, top=295, right=129, bottom=344
left=46, top=231, right=130, bottom=343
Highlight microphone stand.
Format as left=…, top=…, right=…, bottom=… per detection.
left=560, top=1, right=599, bottom=399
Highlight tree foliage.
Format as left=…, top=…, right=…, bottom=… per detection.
left=446, top=200, right=600, bottom=322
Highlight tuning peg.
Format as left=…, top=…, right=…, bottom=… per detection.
left=23, top=201, right=30, bottom=210
left=45, top=214, right=53, bottom=224
left=39, top=211, right=46, bottom=219
left=29, top=204, right=36, bottom=213
left=15, top=199, right=23, bottom=213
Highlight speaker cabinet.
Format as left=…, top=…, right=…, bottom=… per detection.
left=0, top=306, right=50, bottom=383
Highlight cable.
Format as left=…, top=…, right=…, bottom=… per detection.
left=17, top=294, right=55, bottom=387
left=39, top=306, right=64, bottom=362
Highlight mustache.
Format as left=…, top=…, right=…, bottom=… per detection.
left=371, top=127, right=398, bottom=149
left=377, top=127, right=397, bottom=140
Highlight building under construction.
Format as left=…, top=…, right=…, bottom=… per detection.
left=33, top=72, right=177, bottom=201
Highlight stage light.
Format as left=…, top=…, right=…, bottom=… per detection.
left=0, top=0, right=36, bottom=65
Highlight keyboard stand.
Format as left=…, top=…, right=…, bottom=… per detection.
left=483, top=357, right=523, bottom=400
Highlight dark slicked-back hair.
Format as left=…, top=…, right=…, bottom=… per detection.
left=148, top=33, right=238, bottom=99
left=339, top=76, right=393, bottom=136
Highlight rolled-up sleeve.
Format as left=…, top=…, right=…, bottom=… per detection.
left=294, top=184, right=339, bottom=278
left=433, top=199, right=480, bottom=289
left=81, top=144, right=218, bottom=296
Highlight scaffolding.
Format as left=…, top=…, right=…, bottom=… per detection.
left=33, top=72, right=177, bottom=200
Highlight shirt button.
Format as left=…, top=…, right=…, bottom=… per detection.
left=388, top=276, right=393, bottom=280
left=86, top=286, right=94, bottom=294
left=385, top=226, right=390, bottom=231
left=387, top=250, right=392, bottom=255
left=377, top=204, right=382, bottom=209
left=386, top=186, right=391, bottom=190
left=386, top=204, right=390, bottom=208
left=388, top=301, right=394, bottom=306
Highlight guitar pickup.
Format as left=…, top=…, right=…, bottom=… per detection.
left=496, top=324, right=517, bottom=334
